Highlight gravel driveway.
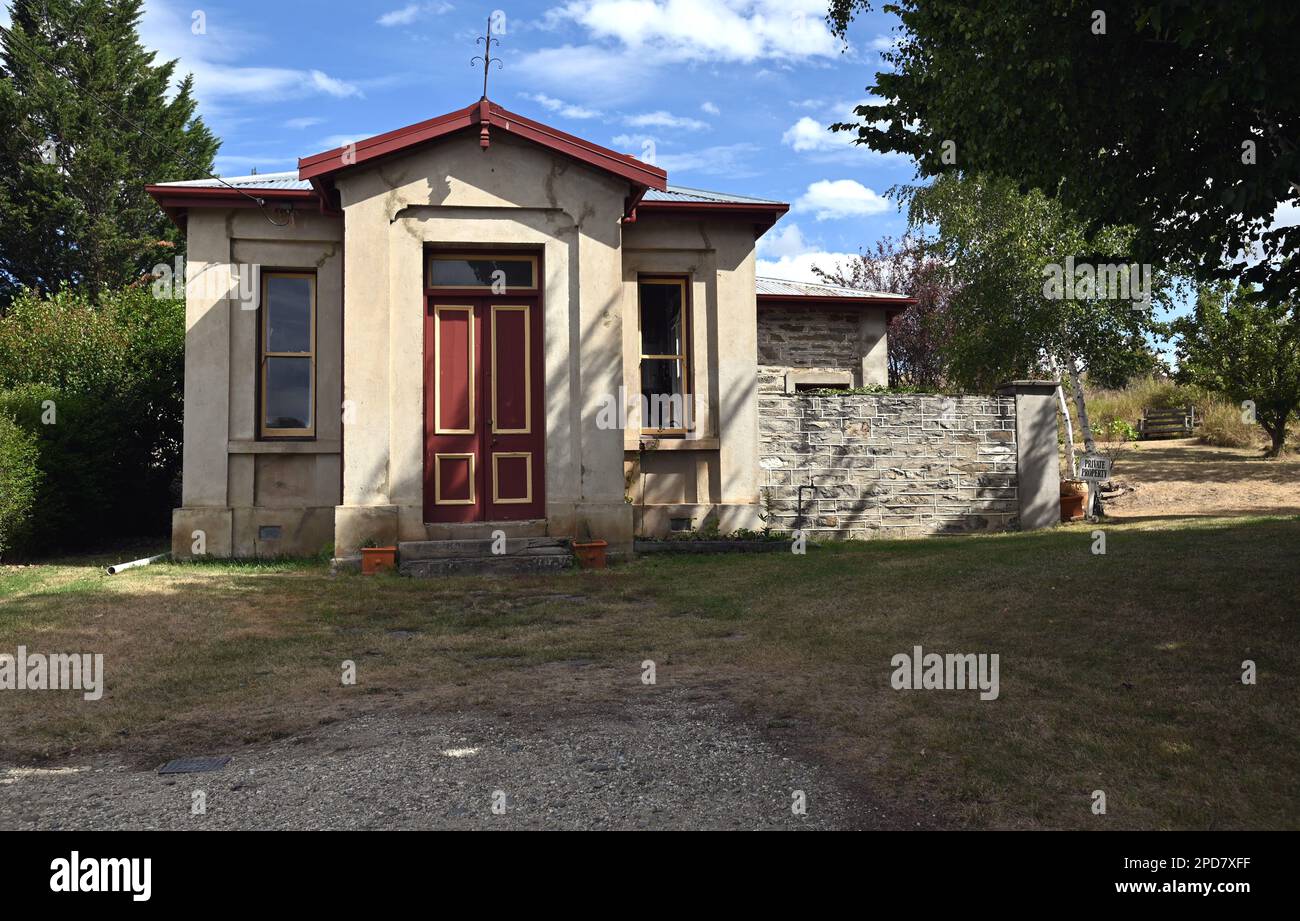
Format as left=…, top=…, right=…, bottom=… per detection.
left=0, top=689, right=880, bottom=830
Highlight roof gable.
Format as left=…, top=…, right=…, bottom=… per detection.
left=298, top=99, right=667, bottom=194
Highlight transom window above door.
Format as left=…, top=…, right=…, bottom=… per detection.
left=427, top=253, right=538, bottom=292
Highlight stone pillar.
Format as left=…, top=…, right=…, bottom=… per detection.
left=172, top=211, right=235, bottom=558
left=997, top=380, right=1061, bottom=531
left=858, top=309, right=889, bottom=387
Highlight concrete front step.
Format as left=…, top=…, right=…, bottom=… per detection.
left=418, top=519, right=550, bottom=541
left=399, top=537, right=568, bottom=561
left=400, top=553, right=572, bottom=578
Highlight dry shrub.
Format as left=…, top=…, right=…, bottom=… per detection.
left=1077, top=375, right=1269, bottom=449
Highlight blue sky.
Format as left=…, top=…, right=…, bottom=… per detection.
left=122, top=0, right=914, bottom=282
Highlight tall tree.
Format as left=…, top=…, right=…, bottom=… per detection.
left=827, top=1, right=1300, bottom=306
left=901, top=173, right=1173, bottom=449
left=1174, top=284, right=1299, bottom=457
left=813, top=235, right=955, bottom=389
left=0, top=0, right=218, bottom=306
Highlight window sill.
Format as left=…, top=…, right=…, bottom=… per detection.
left=230, top=439, right=340, bottom=454
left=632, top=436, right=719, bottom=452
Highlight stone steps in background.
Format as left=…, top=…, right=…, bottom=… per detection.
left=398, top=536, right=571, bottom=577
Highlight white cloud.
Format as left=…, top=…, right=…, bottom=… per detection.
left=756, top=221, right=861, bottom=282
left=551, top=0, right=841, bottom=64
left=654, top=143, right=761, bottom=177
left=795, top=179, right=891, bottom=220
left=625, top=110, right=709, bottom=131
left=285, top=117, right=325, bottom=130
left=758, top=251, right=861, bottom=283
left=782, top=102, right=907, bottom=165
left=377, top=2, right=453, bottom=27
left=612, top=133, right=655, bottom=150
left=317, top=132, right=382, bottom=150
left=138, top=1, right=362, bottom=103
left=514, top=44, right=657, bottom=101
left=757, top=222, right=811, bottom=259
left=520, top=93, right=603, bottom=119
left=378, top=4, right=421, bottom=26
left=306, top=70, right=360, bottom=98
left=701, top=101, right=720, bottom=116
left=782, top=115, right=851, bottom=153
left=518, top=1, right=840, bottom=101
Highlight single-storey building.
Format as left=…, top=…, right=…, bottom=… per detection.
left=147, top=97, right=927, bottom=563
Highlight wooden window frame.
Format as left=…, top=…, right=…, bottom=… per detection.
left=637, top=275, right=693, bottom=436
left=426, top=252, right=539, bottom=293
left=258, top=270, right=317, bottom=440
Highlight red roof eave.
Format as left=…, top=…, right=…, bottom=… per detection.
left=298, top=99, right=667, bottom=193
left=757, top=293, right=917, bottom=307
left=636, top=200, right=790, bottom=235
left=144, top=184, right=321, bottom=228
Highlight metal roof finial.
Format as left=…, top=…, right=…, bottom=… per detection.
left=471, top=15, right=502, bottom=100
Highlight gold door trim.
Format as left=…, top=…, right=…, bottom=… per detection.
left=491, top=452, right=533, bottom=505
left=491, top=304, right=531, bottom=435
left=434, top=452, right=476, bottom=505
left=434, top=304, right=475, bottom=435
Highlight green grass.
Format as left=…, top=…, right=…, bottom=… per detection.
left=2, top=516, right=1298, bottom=829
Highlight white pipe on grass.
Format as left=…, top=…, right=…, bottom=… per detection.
left=105, top=553, right=169, bottom=575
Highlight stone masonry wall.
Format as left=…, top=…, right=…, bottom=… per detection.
left=758, top=392, right=1020, bottom=538
left=757, top=304, right=861, bottom=372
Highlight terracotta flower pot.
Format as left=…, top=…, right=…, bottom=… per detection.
left=361, top=546, right=397, bottom=574
left=1060, top=478, right=1089, bottom=498
left=1060, top=494, right=1086, bottom=522
left=571, top=539, right=608, bottom=570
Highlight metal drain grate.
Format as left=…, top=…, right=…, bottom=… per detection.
left=158, top=756, right=231, bottom=775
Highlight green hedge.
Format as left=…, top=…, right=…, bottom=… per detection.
left=0, top=287, right=183, bottom=556
left=0, top=410, right=41, bottom=559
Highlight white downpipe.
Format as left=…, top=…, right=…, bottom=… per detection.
left=105, top=553, right=170, bottom=575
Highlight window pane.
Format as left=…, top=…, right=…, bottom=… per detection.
left=265, top=357, right=313, bottom=430
left=429, top=257, right=534, bottom=289
left=641, top=358, right=687, bottom=429
left=640, top=282, right=683, bottom=356
left=266, top=276, right=312, bottom=353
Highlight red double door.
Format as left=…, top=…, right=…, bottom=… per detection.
left=423, top=296, right=544, bottom=522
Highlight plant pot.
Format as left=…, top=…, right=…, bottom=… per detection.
left=1060, top=478, right=1089, bottom=498
left=1060, top=494, right=1086, bottom=522
left=361, top=546, right=397, bottom=574
left=571, top=539, right=608, bottom=570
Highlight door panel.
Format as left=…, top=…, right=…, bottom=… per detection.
left=425, top=295, right=544, bottom=523
left=490, top=305, right=530, bottom=434
left=484, top=300, right=544, bottom=520
left=434, top=305, right=474, bottom=434
left=424, top=303, right=482, bottom=522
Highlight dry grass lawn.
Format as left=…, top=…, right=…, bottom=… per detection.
left=1103, top=438, right=1300, bottom=519
left=2, top=514, right=1298, bottom=830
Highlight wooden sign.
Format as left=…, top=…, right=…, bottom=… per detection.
left=1080, top=453, right=1113, bottom=482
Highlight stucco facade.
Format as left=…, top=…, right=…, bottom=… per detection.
left=149, top=99, right=902, bottom=560
left=171, top=207, right=343, bottom=560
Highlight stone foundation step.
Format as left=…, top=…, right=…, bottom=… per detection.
left=399, top=537, right=568, bottom=561
left=419, top=519, right=549, bottom=540
left=400, top=553, right=572, bottom=578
